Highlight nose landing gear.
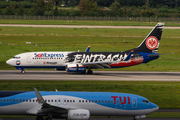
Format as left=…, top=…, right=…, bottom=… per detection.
left=21, top=70, right=25, bottom=74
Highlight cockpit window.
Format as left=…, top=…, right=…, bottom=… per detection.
left=143, top=100, right=149, bottom=103
left=13, top=57, right=20, bottom=59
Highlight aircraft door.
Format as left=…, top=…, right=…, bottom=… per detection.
left=57, top=98, right=61, bottom=106
left=135, top=54, right=140, bottom=63
left=132, top=97, right=137, bottom=108
left=26, top=54, right=31, bottom=63
left=63, top=98, right=67, bottom=106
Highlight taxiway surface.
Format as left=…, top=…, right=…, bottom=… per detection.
left=0, top=70, right=180, bottom=81
left=1, top=117, right=180, bottom=120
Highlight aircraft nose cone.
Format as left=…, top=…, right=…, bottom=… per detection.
left=151, top=102, right=159, bottom=111
left=6, top=59, right=13, bottom=66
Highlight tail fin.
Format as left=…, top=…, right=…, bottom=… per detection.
left=134, top=23, right=164, bottom=53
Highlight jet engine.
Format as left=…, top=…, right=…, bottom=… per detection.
left=66, top=64, right=86, bottom=73
left=67, top=109, right=90, bottom=120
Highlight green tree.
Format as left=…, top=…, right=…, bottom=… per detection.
left=110, top=0, right=122, bottom=16
left=5, top=2, right=15, bottom=15
left=79, top=0, right=97, bottom=12
left=53, top=7, right=59, bottom=16
left=79, top=0, right=88, bottom=12
left=17, top=4, right=25, bottom=15
left=33, top=0, right=45, bottom=15
left=45, top=0, right=53, bottom=11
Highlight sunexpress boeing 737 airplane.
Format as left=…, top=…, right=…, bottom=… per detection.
left=0, top=88, right=159, bottom=120
left=6, top=23, right=164, bottom=74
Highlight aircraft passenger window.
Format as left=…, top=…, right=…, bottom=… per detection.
left=89, top=100, right=91, bottom=103
left=111, top=101, right=113, bottom=103
left=7, top=99, right=9, bottom=102
left=58, top=100, right=60, bottom=102
left=95, top=100, right=97, bottom=103
left=55, top=100, right=57, bottom=102
left=105, top=101, right=107, bottom=103
left=64, top=100, right=66, bottom=102
left=108, top=101, right=110, bottom=103
left=16, top=100, right=18, bottom=102
left=67, top=100, right=69, bottom=102
left=92, top=100, right=94, bottom=103
left=48, top=100, right=50, bottom=102
left=73, top=100, right=75, bottom=102
left=79, top=100, right=81, bottom=103
left=29, top=100, right=31, bottom=102
left=70, top=100, right=72, bottom=102
left=86, top=100, right=88, bottom=103
left=51, top=100, right=53, bottom=102
left=0, top=99, right=2, bottom=102
left=99, top=100, right=100, bottom=103
left=33, top=100, right=35, bottom=102
left=13, top=100, right=15, bottom=102
left=82, top=100, right=84, bottom=103
left=117, top=101, right=119, bottom=103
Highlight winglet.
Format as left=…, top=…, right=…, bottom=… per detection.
left=85, top=45, right=91, bottom=52
left=34, top=88, right=45, bottom=104
left=124, top=50, right=134, bottom=61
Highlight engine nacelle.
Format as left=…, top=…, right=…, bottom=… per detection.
left=66, top=64, right=86, bottom=73
left=67, top=109, right=90, bottom=120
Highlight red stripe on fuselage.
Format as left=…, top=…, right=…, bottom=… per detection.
left=110, top=58, right=143, bottom=67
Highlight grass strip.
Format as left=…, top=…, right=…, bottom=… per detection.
left=1, top=20, right=180, bottom=26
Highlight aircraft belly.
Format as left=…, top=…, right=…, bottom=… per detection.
left=0, top=102, right=37, bottom=115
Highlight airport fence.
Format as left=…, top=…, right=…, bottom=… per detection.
left=0, top=15, right=180, bottom=21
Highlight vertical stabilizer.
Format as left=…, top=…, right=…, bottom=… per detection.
left=134, top=23, right=164, bottom=53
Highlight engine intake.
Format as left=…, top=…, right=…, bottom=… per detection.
left=68, top=109, right=90, bottom=120
left=66, top=64, right=86, bottom=73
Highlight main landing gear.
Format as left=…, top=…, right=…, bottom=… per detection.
left=36, top=116, right=52, bottom=120
left=87, top=69, right=93, bottom=74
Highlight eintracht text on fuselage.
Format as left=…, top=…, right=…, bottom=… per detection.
left=0, top=88, right=159, bottom=120
left=6, top=23, right=164, bottom=74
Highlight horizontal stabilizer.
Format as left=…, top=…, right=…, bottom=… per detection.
left=147, top=53, right=172, bottom=57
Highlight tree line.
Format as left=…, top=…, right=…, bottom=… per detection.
left=0, top=0, right=180, bottom=17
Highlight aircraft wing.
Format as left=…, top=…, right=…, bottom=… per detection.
left=26, top=88, right=70, bottom=115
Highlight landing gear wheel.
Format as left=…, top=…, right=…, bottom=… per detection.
left=133, top=116, right=136, bottom=120
left=21, top=70, right=25, bottom=74
left=45, top=117, right=52, bottom=120
left=36, top=116, right=44, bottom=120
left=87, top=69, right=93, bottom=74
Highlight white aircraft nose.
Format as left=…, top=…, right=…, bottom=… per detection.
left=6, top=59, right=13, bottom=66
